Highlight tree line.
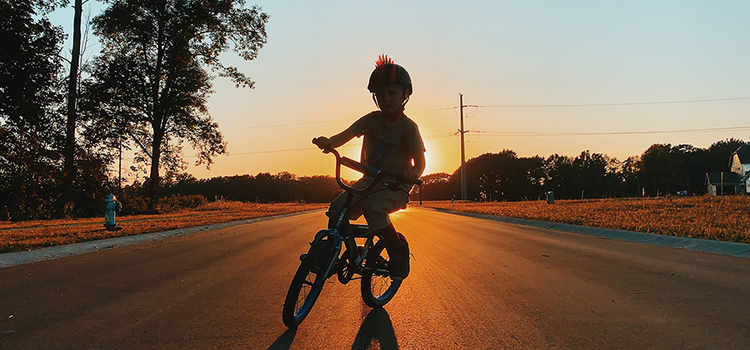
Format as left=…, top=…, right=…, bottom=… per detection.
left=417, top=138, right=746, bottom=201
left=161, top=172, right=342, bottom=205
left=156, top=138, right=745, bottom=207
left=1, top=0, right=268, bottom=220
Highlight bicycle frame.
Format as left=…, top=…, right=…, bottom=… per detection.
left=282, top=147, right=421, bottom=327
left=310, top=148, right=421, bottom=284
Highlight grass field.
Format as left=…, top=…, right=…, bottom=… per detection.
left=4, top=196, right=749, bottom=253
left=0, top=202, right=326, bottom=253
left=421, top=195, right=750, bottom=244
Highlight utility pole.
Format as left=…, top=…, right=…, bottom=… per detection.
left=118, top=134, right=122, bottom=197
left=458, top=94, right=478, bottom=201
left=459, top=94, right=467, bottom=200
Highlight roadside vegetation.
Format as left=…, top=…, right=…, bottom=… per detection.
left=4, top=195, right=749, bottom=254
left=421, top=195, right=750, bottom=244
left=0, top=201, right=325, bottom=253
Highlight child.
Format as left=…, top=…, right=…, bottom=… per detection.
left=312, top=55, right=425, bottom=280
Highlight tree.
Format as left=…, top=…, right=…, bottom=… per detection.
left=418, top=172, right=453, bottom=200
left=543, top=154, right=575, bottom=198
left=0, top=0, right=64, bottom=127
left=706, top=138, right=746, bottom=172
left=639, top=143, right=707, bottom=196
left=87, top=0, right=268, bottom=205
left=570, top=151, right=611, bottom=198
left=450, top=150, right=545, bottom=201
left=621, top=155, right=642, bottom=197
left=543, top=151, right=621, bottom=199
left=0, top=0, right=67, bottom=219
left=63, top=0, right=83, bottom=213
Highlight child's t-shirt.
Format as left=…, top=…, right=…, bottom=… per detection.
left=347, top=111, right=426, bottom=174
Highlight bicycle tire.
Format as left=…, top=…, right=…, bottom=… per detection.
left=282, top=238, right=335, bottom=328
left=360, top=237, right=402, bottom=308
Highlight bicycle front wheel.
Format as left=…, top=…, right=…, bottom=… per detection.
left=360, top=237, right=402, bottom=308
left=282, top=238, right=335, bottom=328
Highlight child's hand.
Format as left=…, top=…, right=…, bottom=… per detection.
left=312, top=136, right=332, bottom=152
left=404, top=168, right=421, bottom=184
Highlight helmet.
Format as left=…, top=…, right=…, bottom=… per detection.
left=367, top=55, right=412, bottom=96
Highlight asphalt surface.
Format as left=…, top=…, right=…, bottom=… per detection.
left=1, top=208, right=749, bottom=349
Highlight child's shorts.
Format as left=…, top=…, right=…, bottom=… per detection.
left=327, top=176, right=411, bottom=231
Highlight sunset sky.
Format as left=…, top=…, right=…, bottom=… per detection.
left=51, top=1, right=750, bottom=180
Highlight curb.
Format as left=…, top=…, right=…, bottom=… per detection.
left=0, top=210, right=321, bottom=269
left=421, top=207, right=750, bottom=259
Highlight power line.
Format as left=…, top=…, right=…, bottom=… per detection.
left=477, top=96, right=750, bottom=108
left=221, top=96, right=750, bottom=130
left=228, top=147, right=311, bottom=155
left=209, top=95, right=750, bottom=156
left=182, top=125, right=746, bottom=158
left=224, top=96, right=750, bottom=130
left=424, top=132, right=459, bottom=139
left=226, top=142, right=360, bottom=156
left=222, top=107, right=457, bottom=130
left=222, top=118, right=353, bottom=130
left=202, top=132, right=459, bottom=157
left=468, top=125, right=750, bottom=137
left=409, top=107, right=456, bottom=114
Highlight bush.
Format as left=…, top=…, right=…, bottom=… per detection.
left=121, top=195, right=149, bottom=215
left=155, top=194, right=208, bottom=213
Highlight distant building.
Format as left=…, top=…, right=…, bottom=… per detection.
left=706, top=143, right=750, bottom=195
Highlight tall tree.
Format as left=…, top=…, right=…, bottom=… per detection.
left=87, top=0, right=268, bottom=204
left=63, top=0, right=83, bottom=213
left=0, top=0, right=67, bottom=219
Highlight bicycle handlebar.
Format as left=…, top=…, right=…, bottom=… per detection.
left=318, top=146, right=422, bottom=195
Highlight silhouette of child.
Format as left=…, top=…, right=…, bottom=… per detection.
left=313, top=55, right=425, bottom=280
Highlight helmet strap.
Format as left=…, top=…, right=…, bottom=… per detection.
left=372, top=92, right=410, bottom=115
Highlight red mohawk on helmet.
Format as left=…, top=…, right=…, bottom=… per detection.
left=368, top=54, right=413, bottom=96
left=376, top=54, right=394, bottom=67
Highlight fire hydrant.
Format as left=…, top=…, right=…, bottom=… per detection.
left=104, top=194, right=122, bottom=231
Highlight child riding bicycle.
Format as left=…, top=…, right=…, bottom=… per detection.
left=312, top=55, right=425, bottom=280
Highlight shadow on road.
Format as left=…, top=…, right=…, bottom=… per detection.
left=351, top=308, right=399, bottom=350
left=267, top=328, right=297, bottom=350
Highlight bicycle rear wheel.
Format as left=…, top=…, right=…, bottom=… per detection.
left=360, top=237, right=402, bottom=308
left=282, top=238, right=335, bottom=328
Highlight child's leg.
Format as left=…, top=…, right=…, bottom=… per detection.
left=327, top=192, right=347, bottom=228
left=326, top=178, right=371, bottom=228
left=362, top=190, right=411, bottom=279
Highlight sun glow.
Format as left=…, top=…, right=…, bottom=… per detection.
left=420, top=135, right=460, bottom=176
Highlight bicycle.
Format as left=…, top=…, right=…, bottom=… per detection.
left=282, top=146, right=421, bottom=328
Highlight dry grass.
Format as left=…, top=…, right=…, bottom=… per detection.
left=422, top=196, right=750, bottom=244
left=0, top=202, right=326, bottom=253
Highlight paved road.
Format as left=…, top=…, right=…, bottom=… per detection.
left=1, top=208, right=749, bottom=349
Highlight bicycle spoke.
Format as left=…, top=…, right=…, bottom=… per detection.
left=295, top=270, right=317, bottom=314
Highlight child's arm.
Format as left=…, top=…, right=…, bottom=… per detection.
left=312, top=129, right=356, bottom=150
left=404, top=150, right=426, bottom=183
left=329, top=129, right=356, bottom=148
